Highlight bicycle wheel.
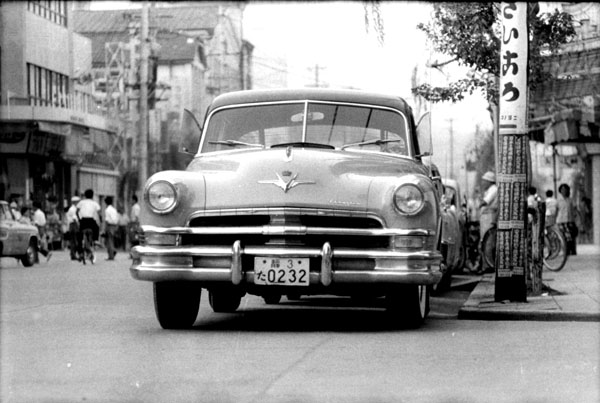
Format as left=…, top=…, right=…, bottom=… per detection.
left=481, top=227, right=497, bottom=270
left=543, top=226, right=568, bottom=272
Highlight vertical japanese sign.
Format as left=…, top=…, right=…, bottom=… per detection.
left=496, top=2, right=528, bottom=302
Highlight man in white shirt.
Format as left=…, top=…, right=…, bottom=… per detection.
left=32, top=201, right=52, bottom=262
left=77, top=189, right=102, bottom=245
left=103, top=196, right=119, bottom=260
left=66, top=196, right=80, bottom=260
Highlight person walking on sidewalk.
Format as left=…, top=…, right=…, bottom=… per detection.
left=557, top=183, right=579, bottom=256
left=66, top=196, right=81, bottom=260
left=545, top=189, right=558, bottom=226
left=103, top=196, right=119, bottom=260
left=32, top=201, right=52, bottom=262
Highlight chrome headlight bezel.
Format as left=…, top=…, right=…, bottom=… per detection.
left=145, top=180, right=178, bottom=214
left=393, top=183, right=425, bottom=215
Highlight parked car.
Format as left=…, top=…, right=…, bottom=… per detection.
left=130, top=88, right=444, bottom=329
left=437, top=178, right=467, bottom=290
left=0, top=201, right=39, bottom=266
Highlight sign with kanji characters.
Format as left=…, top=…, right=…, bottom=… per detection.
left=499, top=2, right=528, bottom=135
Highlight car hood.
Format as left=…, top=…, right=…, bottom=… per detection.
left=187, top=148, right=429, bottom=212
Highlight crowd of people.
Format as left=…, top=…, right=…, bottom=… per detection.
left=8, top=190, right=141, bottom=263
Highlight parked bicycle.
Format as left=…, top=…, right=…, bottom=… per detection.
left=481, top=224, right=568, bottom=272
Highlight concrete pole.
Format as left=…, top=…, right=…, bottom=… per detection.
left=138, top=1, right=149, bottom=195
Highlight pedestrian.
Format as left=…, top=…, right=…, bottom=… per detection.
left=103, top=196, right=119, bottom=260
left=66, top=196, right=81, bottom=260
left=77, top=189, right=102, bottom=250
left=544, top=189, right=558, bottom=226
left=129, top=194, right=141, bottom=250
left=32, top=201, right=52, bottom=262
left=556, top=183, right=578, bottom=256
left=527, top=186, right=539, bottom=210
left=9, top=201, right=21, bottom=220
left=117, top=206, right=129, bottom=251
left=478, top=171, right=498, bottom=273
left=479, top=171, right=498, bottom=241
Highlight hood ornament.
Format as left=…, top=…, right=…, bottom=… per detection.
left=259, top=172, right=315, bottom=193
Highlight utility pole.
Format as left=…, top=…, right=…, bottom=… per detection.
left=309, top=64, right=326, bottom=87
left=138, top=1, right=149, bottom=195
left=449, top=118, right=454, bottom=179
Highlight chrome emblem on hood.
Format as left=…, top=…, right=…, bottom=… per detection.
left=258, top=172, right=316, bottom=193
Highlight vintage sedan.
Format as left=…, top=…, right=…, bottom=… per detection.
left=130, top=88, right=444, bottom=329
left=437, top=178, right=466, bottom=290
left=0, top=201, right=39, bottom=266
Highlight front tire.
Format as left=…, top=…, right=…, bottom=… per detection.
left=209, top=290, right=242, bottom=313
left=153, top=282, right=201, bottom=329
left=385, top=285, right=429, bottom=328
left=20, top=242, right=38, bottom=267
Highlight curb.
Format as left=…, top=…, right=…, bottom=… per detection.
left=458, top=274, right=600, bottom=322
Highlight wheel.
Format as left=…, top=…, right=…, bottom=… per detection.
left=263, top=294, right=282, bottom=305
left=385, top=285, right=429, bottom=328
left=208, top=290, right=242, bottom=313
left=543, top=227, right=568, bottom=272
left=153, top=282, right=201, bottom=329
left=20, top=241, right=38, bottom=267
left=481, top=227, right=497, bottom=270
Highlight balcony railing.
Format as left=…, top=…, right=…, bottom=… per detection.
left=4, top=90, right=107, bottom=118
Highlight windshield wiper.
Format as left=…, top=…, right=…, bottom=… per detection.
left=270, top=142, right=335, bottom=149
left=209, top=140, right=264, bottom=148
left=341, top=138, right=401, bottom=150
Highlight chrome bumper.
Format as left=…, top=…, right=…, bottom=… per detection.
left=130, top=241, right=443, bottom=286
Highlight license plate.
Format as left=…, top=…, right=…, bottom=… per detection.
left=254, top=257, right=309, bottom=286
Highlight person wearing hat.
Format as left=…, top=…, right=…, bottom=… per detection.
left=66, top=195, right=81, bottom=260
left=479, top=171, right=498, bottom=272
left=9, top=201, right=21, bottom=221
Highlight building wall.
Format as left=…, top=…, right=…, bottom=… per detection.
left=24, top=12, right=71, bottom=76
left=1, top=5, right=27, bottom=97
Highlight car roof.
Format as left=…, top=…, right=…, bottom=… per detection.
left=208, top=88, right=413, bottom=114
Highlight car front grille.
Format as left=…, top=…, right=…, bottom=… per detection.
left=182, top=210, right=389, bottom=250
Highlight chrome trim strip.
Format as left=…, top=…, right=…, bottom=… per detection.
left=130, top=266, right=442, bottom=285
left=141, top=225, right=435, bottom=237
left=132, top=245, right=442, bottom=261
left=186, top=207, right=385, bottom=224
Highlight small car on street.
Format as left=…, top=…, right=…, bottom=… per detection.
left=130, top=88, right=444, bottom=329
left=0, top=201, right=39, bottom=267
left=437, top=178, right=466, bottom=289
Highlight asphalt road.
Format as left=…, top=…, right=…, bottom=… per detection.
left=1, top=251, right=598, bottom=403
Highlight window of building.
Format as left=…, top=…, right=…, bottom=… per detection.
left=27, top=1, right=67, bottom=27
left=27, top=63, right=69, bottom=107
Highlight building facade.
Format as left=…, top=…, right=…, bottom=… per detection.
left=0, top=1, right=120, bottom=214
left=72, top=2, right=253, bottom=178
left=530, top=3, right=600, bottom=245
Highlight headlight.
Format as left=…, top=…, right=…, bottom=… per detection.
left=394, top=184, right=424, bottom=215
left=146, top=180, right=177, bottom=214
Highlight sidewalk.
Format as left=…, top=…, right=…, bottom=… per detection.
left=459, top=243, right=600, bottom=321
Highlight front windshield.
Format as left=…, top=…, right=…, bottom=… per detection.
left=200, top=101, right=410, bottom=156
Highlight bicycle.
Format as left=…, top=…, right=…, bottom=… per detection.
left=542, top=224, right=568, bottom=271
left=481, top=224, right=568, bottom=272
left=80, top=228, right=96, bottom=265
